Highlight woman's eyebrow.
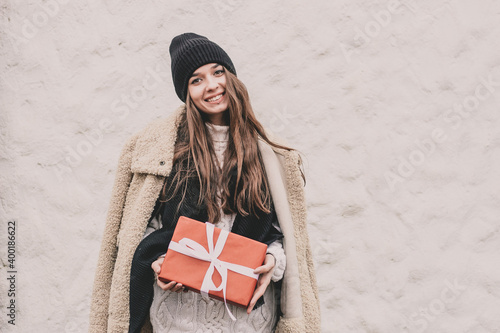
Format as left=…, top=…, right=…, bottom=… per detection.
left=191, top=64, right=221, bottom=77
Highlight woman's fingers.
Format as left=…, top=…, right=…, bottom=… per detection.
left=247, top=283, right=266, bottom=313
left=253, top=254, right=275, bottom=274
left=157, top=280, right=175, bottom=290
left=247, top=266, right=273, bottom=314
left=151, top=261, right=161, bottom=274
left=157, top=280, right=185, bottom=292
left=171, top=283, right=185, bottom=292
left=248, top=254, right=276, bottom=313
left=254, top=264, right=272, bottom=274
left=151, top=256, right=165, bottom=274
left=247, top=278, right=270, bottom=313
left=151, top=256, right=184, bottom=292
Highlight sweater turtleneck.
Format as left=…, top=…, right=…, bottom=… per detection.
left=205, top=121, right=229, bottom=140
left=205, top=122, right=229, bottom=167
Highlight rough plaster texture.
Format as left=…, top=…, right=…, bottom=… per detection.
left=1, top=0, right=500, bottom=332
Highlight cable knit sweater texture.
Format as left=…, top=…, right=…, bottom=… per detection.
left=88, top=106, right=321, bottom=333
left=145, top=122, right=286, bottom=332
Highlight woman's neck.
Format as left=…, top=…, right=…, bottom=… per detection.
left=204, top=110, right=229, bottom=126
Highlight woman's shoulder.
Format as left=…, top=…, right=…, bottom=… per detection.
left=135, top=105, right=185, bottom=139
left=259, top=126, right=300, bottom=159
left=117, top=105, right=185, bottom=175
left=260, top=126, right=288, bottom=146
left=258, top=126, right=305, bottom=179
left=121, top=106, right=183, bottom=147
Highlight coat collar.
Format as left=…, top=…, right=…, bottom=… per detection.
left=130, top=105, right=184, bottom=176
left=130, top=105, right=291, bottom=177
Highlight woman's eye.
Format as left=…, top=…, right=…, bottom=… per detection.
left=214, top=69, right=224, bottom=76
left=191, top=78, right=200, bottom=84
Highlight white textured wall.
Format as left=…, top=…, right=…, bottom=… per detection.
left=1, top=0, right=500, bottom=332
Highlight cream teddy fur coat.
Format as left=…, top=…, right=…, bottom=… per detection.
left=88, top=106, right=321, bottom=332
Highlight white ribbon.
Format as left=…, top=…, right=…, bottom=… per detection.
left=168, top=222, right=259, bottom=321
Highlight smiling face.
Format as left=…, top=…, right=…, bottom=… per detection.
left=187, top=63, right=229, bottom=125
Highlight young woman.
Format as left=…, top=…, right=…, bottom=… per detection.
left=89, top=33, right=320, bottom=333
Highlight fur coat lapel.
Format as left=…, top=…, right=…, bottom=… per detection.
left=130, top=106, right=183, bottom=176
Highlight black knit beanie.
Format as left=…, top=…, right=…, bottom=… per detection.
left=169, top=33, right=237, bottom=102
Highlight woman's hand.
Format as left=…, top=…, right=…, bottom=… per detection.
left=151, top=256, right=186, bottom=292
left=247, top=254, right=276, bottom=314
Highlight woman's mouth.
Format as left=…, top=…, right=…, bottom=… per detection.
left=205, top=92, right=225, bottom=103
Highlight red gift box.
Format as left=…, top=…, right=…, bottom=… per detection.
left=158, top=216, right=267, bottom=319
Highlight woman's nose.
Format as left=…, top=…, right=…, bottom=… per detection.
left=205, top=77, right=219, bottom=91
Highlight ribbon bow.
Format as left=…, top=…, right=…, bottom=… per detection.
left=168, top=222, right=259, bottom=321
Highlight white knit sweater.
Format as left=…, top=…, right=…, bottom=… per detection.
left=145, top=122, right=286, bottom=333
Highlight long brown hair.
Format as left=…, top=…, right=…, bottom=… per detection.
left=162, top=67, right=298, bottom=223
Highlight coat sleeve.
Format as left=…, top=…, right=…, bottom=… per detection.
left=88, top=135, right=137, bottom=333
